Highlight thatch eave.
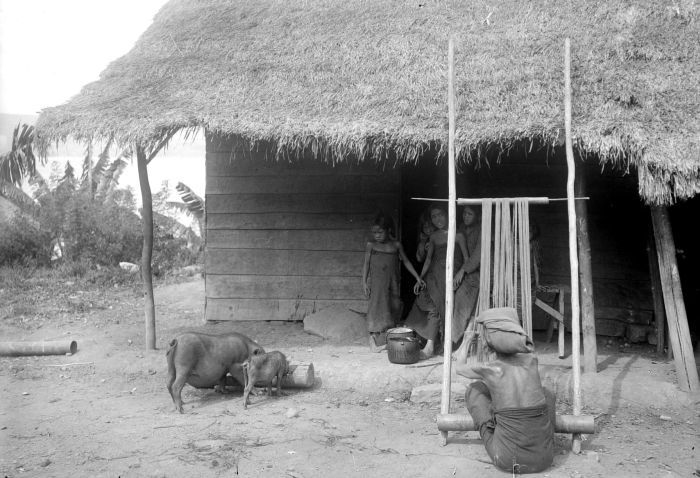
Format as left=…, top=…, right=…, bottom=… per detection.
left=35, top=0, right=700, bottom=205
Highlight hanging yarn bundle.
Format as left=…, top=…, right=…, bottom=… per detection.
left=464, top=198, right=533, bottom=364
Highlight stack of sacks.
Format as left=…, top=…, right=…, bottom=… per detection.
left=476, top=307, right=534, bottom=354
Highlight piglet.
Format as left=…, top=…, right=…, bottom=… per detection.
left=242, top=351, right=288, bottom=409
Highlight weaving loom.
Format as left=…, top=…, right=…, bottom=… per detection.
left=462, top=198, right=534, bottom=364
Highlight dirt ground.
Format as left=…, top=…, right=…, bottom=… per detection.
left=1, top=275, right=699, bottom=477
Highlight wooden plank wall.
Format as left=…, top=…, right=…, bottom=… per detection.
left=474, top=154, right=653, bottom=336
left=205, top=135, right=399, bottom=321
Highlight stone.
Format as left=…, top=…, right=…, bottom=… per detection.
left=303, top=306, right=368, bottom=341
left=119, top=262, right=139, bottom=274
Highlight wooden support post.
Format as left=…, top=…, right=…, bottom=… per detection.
left=575, top=167, right=597, bottom=373
left=646, top=230, right=666, bottom=354
left=650, top=206, right=699, bottom=392
left=137, top=144, right=156, bottom=350
left=439, top=36, right=457, bottom=446
left=564, top=38, right=583, bottom=454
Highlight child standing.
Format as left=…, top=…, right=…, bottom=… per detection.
left=362, top=212, right=424, bottom=352
left=415, top=209, right=436, bottom=264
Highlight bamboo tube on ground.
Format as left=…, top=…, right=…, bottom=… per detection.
left=564, top=37, right=583, bottom=454
left=439, top=36, right=457, bottom=446
left=437, top=413, right=595, bottom=434
left=0, top=341, right=78, bottom=356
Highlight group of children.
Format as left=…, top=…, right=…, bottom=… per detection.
left=361, top=204, right=481, bottom=356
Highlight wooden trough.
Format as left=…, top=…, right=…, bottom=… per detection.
left=226, top=362, right=315, bottom=389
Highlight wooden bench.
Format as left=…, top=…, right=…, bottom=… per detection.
left=534, top=284, right=568, bottom=359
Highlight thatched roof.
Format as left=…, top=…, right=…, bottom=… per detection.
left=35, top=0, right=699, bottom=204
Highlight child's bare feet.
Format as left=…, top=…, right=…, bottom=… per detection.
left=452, top=339, right=469, bottom=364
left=419, top=339, right=434, bottom=360
left=369, top=334, right=387, bottom=353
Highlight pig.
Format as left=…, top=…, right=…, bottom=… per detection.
left=242, top=351, right=289, bottom=409
left=166, top=331, right=264, bottom=413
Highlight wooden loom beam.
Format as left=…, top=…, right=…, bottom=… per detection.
left=437, top=413, right=595, bottom=435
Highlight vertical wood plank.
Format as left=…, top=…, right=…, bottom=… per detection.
left=575, top=169, right=597, bottom=373
left=651, top=206, right=699, bottom=392
left=646, top=229, right=666, bottom=354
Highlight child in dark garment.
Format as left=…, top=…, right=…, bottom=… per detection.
left=362, top=212, right=425, bottom=352
left=415, top=209, right=436, bottom=264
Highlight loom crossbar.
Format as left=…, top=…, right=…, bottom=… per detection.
left=437, top=413, right=595, bottom=434
left=412, top=196, right=589, bottom=205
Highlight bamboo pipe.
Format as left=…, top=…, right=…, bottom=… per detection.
left=437, top=413, right=595, bottom=434
left=0, top=340, right=78, bottom=356
left=439, top=36, right=457, bottom=446
left=564, top=37, right=583, bottom=454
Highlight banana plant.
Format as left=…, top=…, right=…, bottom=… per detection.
left=172, top=182, right=205, bottom=239
left=0, top=123, right=36, bottom=186
left=0, top=124, right=40, bottom=212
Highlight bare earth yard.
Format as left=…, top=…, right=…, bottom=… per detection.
left=1, top=275, right=698, bottom=477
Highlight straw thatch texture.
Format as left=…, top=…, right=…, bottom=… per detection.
left=35, top=0, right=699, bottom=204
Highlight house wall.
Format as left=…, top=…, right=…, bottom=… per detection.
left=204, top=135, right=399, bottom=321
left=205, top=135, right=654, bottom=336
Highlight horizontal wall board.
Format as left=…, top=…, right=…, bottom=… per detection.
left=206, top=249, right=364, bottom=276
left=207, top=229, right=370, bottom=251
left=536, top=248, right=649, bottom=281
left=206, top=274, right=362, bottom=300
left=535, top=278, right=652, bottom=309
left=207, top=213, right=376, bottom=230
left=207, top=154, right=397, bottom=176
left=207, top=175, right=398, bottom=195
left=206, top=298, right=368, bottom=321
left=206, top=193, right=397, bottom=214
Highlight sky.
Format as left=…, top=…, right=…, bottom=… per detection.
left=0, top=0, right=205, bottom=195
left=0, top=0, right=168, bottom=115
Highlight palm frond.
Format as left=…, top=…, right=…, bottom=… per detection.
left=0, top=123, right=36, bottom=186
left=80, top=142, right=93, bottom=186
left=97, top=157, right=128, bottom=201
left=174, top=182, right=204, bottom=219
left=164, top=201, right=191, bottom=214
left=0, top=177, right=37, bottom=212
left=28, top=171, right=51, bottom=200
